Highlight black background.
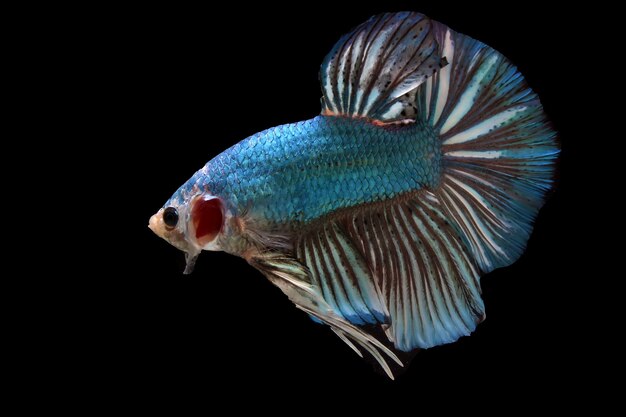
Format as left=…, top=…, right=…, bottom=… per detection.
left=98, top=1, right=591, bottom=403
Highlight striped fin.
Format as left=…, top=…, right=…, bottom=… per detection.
left=415, top=23, right=559, bottom=272
left=296, top=222, right=387, bottom=326
left=320, top=12, right=446, bottom=123
left=249, top=251, right=403, bottom=379
left=294, top=191, right=485, bottom=353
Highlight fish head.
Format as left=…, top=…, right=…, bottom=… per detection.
left=149, top=192, right=227, bottom=274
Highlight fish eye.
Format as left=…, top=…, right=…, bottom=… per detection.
left=163, top=207, right=179, bottom=229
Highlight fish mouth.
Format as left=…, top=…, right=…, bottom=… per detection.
left=148, top=208, right=187, bottom=249
left=149, top=208, right=201, bottom=273
left=148, top=210, right=162, bottom=235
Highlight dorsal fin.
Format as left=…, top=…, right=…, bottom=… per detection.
left=320, top=12, right=447, bottom=124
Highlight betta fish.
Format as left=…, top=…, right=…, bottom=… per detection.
left=149, top=12, right=558, bottom=378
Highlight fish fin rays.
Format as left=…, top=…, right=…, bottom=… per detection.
left=248, top=251, right=403, bottom=379
left=320, top=12, right=447, bottom=124
left=296, top=222, right=388, bottom=326
left=414, top=23, right=559, bottom=271
left=293, top=191, right=485, bottom=353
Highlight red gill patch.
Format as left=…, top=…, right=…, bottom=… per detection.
left=191, top=196, right=223, bottom=246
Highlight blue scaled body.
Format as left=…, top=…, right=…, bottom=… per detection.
left=173, top=116, right=441, bottom=224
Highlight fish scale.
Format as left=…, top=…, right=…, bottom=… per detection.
left=172, top=116, right=441, bottom=225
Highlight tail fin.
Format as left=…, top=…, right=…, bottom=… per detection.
left=416, top=23, right=559, bottom=272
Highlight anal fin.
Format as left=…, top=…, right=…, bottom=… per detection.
left=249, top=251, right=403, bottom=379
left=291, top=190, right=485, bottom=353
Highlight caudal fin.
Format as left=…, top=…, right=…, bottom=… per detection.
left=416, top=23, right=559, bottom=272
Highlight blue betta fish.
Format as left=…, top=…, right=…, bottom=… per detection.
left=149, top=12, right=558, bottom=378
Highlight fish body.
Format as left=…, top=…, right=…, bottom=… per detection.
left=169, top=116, right=440, bottom=226
left=149, top=12, right=558, bottom=378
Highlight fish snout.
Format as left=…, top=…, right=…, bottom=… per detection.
left=148, top=208, right=190, bottom=252
left=148, top=209, right=163, bottom=236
